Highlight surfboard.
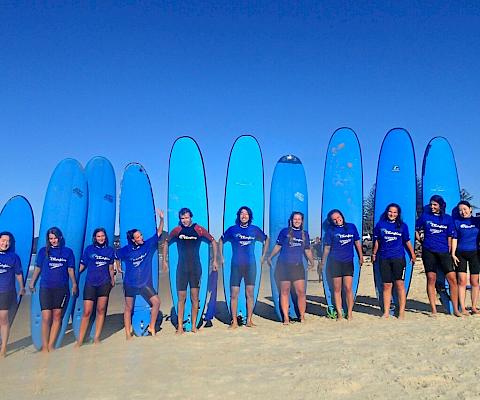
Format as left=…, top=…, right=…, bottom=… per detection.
left=373, top=128, right=416, bottom=314
left=31, top=158, right=88, bottom=350
left=72, top=156, right=116, bottom=340
left=321, top=127, right=363, bottom=317
left=0, top=195, right=34, bottom=325
left=119, top=162, right=158, bottom=336
left=422, top=136, right=460, bottom=315
left=269, top=155, right=308, bottom=322
left=168, top=136, right=210, bottom=332
left=222, top=135, right=264, bottom=324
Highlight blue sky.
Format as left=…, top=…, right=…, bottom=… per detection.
left=1, top=1, right=479, bottom=238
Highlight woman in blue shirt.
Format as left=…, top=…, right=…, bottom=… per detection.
left=267, top=211, right=314, bottom=325
left=320, top=209, right=363, bottom=320
left=0, top=232, right=25, bottom=358
left=219, top=206, right=269, bottom=328
left=75, top=228, right=116, bottom=347
left=452, top=200, right=480, bottom=315
left=29, top=227, right=77, bottom=353
left=415, top=195, right=461, bottom=316
left=372, top=203, right=416, bottom=319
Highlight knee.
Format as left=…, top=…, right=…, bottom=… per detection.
left=52, top=311, right=62, bottom=322
left=0, top=314, right=8, bottom=325
left=230, top=290, right=239, bottom=300
left=83, top=308, right=93, bottom=318
left=96, top=305, right=107, bottom=315
left=280, top=286, right=290, bottom=296
left=124, top=303, right=133, bottom=313
left=383, top=283, right=393, bottom=290
left=150, top=296, right=160, bottom=308
left=245, top=288, right=254, bottom=298
left=426, top=276, right=436, bottom=285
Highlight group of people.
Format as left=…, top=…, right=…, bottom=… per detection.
left=0, top=196, right=479, bottom=356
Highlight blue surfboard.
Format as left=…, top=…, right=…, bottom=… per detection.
left=119, top=162, right=158, bottom=336
left=72, top=156, right=116, bottom=340
left=0, top=195, right=34, bottom=325
left=168, top=136, right=210, bottom=332
left=373, top=128, right=416, bottom=314
left=223, top=135, right=264, bottom=323
left=269, top=155, right=308, bottom=322
left=422, top=136, right=459, bottom=315
left=321, top=127, right=363, bottom=317
left=31, top=158, right=88, bottom=350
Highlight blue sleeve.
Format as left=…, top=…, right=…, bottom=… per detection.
left=415, top=215, right=424, bottom=230
left=222, top=227, right=233, bottom=243
left=324, top=228, right=333, bottom=246
left=67, top=249, right=75, bottom=269
left=304, top=231, right=311, bottom=249
left=14, top=254, right=22, bottom=275
left=147, top=234, right=160, bottom=250
left=352, top=224, right=360, bottom=241
left=448, top=217, right=456, bottom=238
left=276, top=229, right=286, bottom=246
left=35, top=248, right=45, bottom=269
left=115, top=247, right=123, bottom=261
left=373, top=223, right=381, bottom=242
left=254, top=226, right=267, bottom=242
left=402, top=223, right=410, bottom=243
left=80, top=247, right=88, bottom=265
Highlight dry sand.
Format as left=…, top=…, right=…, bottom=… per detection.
left=2, top=260, right=480, bottom=399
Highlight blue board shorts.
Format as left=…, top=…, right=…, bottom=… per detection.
left=230, top=263, right=256, bottom=287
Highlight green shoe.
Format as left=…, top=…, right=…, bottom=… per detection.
left=326, top=306, right=337, bottom=319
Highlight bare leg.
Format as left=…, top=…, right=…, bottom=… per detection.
left=446, top=271, right=461, bottom=316
left=279, top=281, right=291, bottom=325
left=41, top=310, right=52, bottom=352
left=332, top=276, right=344, bottom=320
left=292, top=279, right=306, bottom=321
left=471, top=274, right=479, bottom=313
left=457, top=272, right=469, bottom=314
left=230, top=286, right=240, bottom=328
left=395, top=280, right=406, bottom=319
left=382, top=282, right=393, bottom=318
left=176, top=291, right=187, bottom=334
left=93, top=296, right=109, bottom=343
left=123, top=297, right=134, bottom=340
left=426, top=272, right=438, bottom=314
left=190, top=288, right=199, bottom=332
left=75, top=300, right=94, bottom=347
left=48, top=309, right=62, bottom=351
left=343, top=276, right=354, bottom=320
left=148, top=295, right=160, bottom=335
left=0, top=310, right=9, bottom=357
left=245, top=285, right=255, bottom=327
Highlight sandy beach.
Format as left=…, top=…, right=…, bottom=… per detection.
left=2, top=260, right=480, bottom=400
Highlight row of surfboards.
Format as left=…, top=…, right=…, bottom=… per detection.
left=0, top=128, right=459, bottom=349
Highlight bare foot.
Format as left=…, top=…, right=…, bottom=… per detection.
left=191, top=327, right=198, bottom=333
left=461, top=310, right=470, bottom=316
left=0, top=350, right=6, bottom=358
left=398, top=312, right=405, bottom=320
left=471, top=308, right=479, bottom=315
left=246, top=321, right=256, bottom=328
left=229, top=322, right=238, bottom=329
left=147, top=327, right=156, bottom=336
left=454, top=311, right=464, bottom=318
left=381, top=313, right=390, bottom=319
left=283, top=319, right=290, bottom=326
left=93, top=338, right=101, bottom=345
left=175, top=328, right=184, bottom=335
left=126, top=333, right=134, bottom=340
left=74, top=342, right=81, bottom=349
left=41, top=347, right=49, bottom=354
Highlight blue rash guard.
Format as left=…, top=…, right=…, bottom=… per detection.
left=276, top=227, right=310, bottom=264
left=454, top=217, right=480, bottom=252
left=222, top=224, right=267, bottom=266
left=373, top=220, right=410, bottom=259
left=324, top=223, right=360, bottom=263
left=35, top=246, right=75, bottom=289
left=80, top=245, right=116, bottom=287
left=416, top=213, right=456, bottom=253
left=116, top=234, right=159, bottom=288
left=0, top=250, right=22, bottom=293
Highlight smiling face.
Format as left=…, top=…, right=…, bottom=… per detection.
left=239, top=209, right=250, bottom=225
left=48, top=233, right=59, bottom=247
left=0, top=235, right=10, bottom=251
left=292, top=213, right=303, bottom=229
left=458, top=204, right=472, bottom=218
left=330, top=212, right=344, bottom=226
left=95, top=230, right=106, bottom=245
left=430, top=201, right=441, bottom=214
left=387, top=206, right=399, bottom=221
left=132, top=230, right=144, bottom=245
left=180, top=212, right=192, bottom=227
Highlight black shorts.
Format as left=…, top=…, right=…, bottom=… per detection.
left=422, top=248, right=454, bottom=274
left=329, top=258, right=354, bottom=278
left=176, top=263, right=202, bottom=291
left=230, top=263, right=256, bottom=287
left=124, top=285, right=157, bottom=304
left=0, top=291, right=15, bottom=310
left=84, top=282, right=112, bottom=301
left=276, top=261, right=305, bottom=282
left=456, top=251, right=480, bottom=274
left=380, top=257, right=406, bottom=283
left=40, top=287, right=69, bottom=311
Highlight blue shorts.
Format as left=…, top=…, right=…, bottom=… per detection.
left=230, top=264, right=256, bottom=287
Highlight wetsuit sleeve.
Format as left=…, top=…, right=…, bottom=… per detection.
left=352, top=224, right=360, bottom=241
left=402, top=223, right=410, bottom=243
left=67, top=249, right=75, bottom=269
left=304, top=231, right=311, bottom=249
left=35, top=248, right=45, bottom=269
left=194, top=225, right=214, bottom=242
left=168, top=226, right=182, bottom=242
left=14, top=254, right=22, bottom=275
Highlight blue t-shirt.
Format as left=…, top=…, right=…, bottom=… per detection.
left=276, top=228, right=310, bottom=265
left=373, top=220, right=410, bottom=260
left=416, top=213, right=456, bottom=253
left=116, top=234, right=159, bottom=288
left=35, top=246, right=75, bottom=289
left=80, top=244, right=116, bottom=287
left=454, top=217, right=480, bottom=252
left=222, top=224, right=267, bottom=266
left=324, top=223, right=360, bottom=263
left=0, top=250, right=22, bottom=293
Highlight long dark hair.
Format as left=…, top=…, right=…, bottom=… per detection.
left=92, top=227, right=109, bottom=247
left=0, top=231, right=15, bottom=252
left=327, top=209, right=348, bottom=232
left=46, top=227, right=64, bottom=256
left=288, top=211, right=306, bottom=246
left=235, top=206, right=253, bottom=226
left=126, top=229, right=139, bottom=245
left=380, top=203, right=403, bottom=229
left=178, top=207, right=193, bottom=225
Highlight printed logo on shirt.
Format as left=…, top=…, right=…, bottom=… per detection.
left=460, top=223, right=476, bottom=229
left=235, top=233, right=255, bottom=246
left=130, top=252, right=147, bottom=268
left=289, top=237, right=304, bottom=247
left=336, top=233, right=354, bottom=246
left=49, top=256, right=67, bottom=269
left=92, top=254, right=111, bottom=268
left=179, top=234, right=198, bottom=240
left=427, top=221, right=447, bottom=234
left=381, top=229, right=402, bottom=242
left=0, top=263, right=12, bottom=273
